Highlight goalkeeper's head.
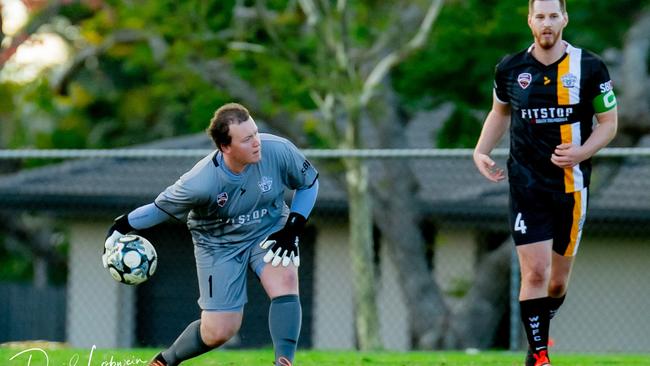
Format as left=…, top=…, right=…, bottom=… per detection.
left=206, top=102, right=252, bottom=151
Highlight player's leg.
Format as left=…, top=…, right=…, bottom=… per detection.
left=548, top=187, right=587, bottom=319
left=154, top=312, right=242, bottom=366
left=253, top=246, right=300, bottom=366
left=517, top=240, right=553, bottom=366
left=548, top=252, right=573, bottom=319
left=151, top=245, right=250, bottom=366
left=510, top=185, right=553, bottom=365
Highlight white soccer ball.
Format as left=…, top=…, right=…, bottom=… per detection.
left=106, top=234, right=158, bottom=285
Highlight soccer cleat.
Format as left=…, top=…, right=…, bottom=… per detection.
left=149, top=353, right=168, bottom=366
left=527, top=338, right=555, bottom=366
left=532, top=350, right=551, bottom=366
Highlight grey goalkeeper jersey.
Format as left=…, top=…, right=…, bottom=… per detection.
left=155, top=133, right=318, bottom=247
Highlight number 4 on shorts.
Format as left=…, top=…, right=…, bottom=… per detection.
left=514, top=212, right=527, bottom=234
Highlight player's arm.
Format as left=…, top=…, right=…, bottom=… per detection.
left=473, top=92, right=510, bottom=182
left=261, top=178, right=319, bottom=268
left=552, top=84, right=618, bottom=168
left=102, top=203, right=170, bottom=268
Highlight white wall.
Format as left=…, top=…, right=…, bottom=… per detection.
left=66, top=221, right=135, bottom=348
left=551, top=236, right=650, bottom=352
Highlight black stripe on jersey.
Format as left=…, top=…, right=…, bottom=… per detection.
left=154, top=202, right=184, bottom=223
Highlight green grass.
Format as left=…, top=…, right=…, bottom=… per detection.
left=1, top=347, right=649, bottom=366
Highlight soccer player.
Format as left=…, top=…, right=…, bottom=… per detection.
left=102, top=102, right=319, bottom=366
left=472, top=1, right=617, bottom=365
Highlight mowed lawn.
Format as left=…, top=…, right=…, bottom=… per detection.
left=2, top=347, right=650, bottom=366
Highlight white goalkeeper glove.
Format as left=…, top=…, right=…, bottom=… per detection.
left=102, top=214, right=135, bottom=268
left=102, top=230, right=124, bottom=268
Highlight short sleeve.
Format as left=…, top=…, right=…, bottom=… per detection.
left=587, top=59, right=617, bottom=113
left=279, top=140, right=318, bottom=190
left=154, top=174, right=208, bottom=220
left=494, top=61, right=510, bottom=104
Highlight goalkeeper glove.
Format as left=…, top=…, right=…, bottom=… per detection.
left=102, top=214, right=135, bottom=268
left=260, top=212, right=307, bottom=267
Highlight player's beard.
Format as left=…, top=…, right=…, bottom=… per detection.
left=535, top=28, right=561, bottom=49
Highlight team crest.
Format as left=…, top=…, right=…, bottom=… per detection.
left=258, top=176, right=273, bottom=193
left=561, top=73, right=577, bottom=88
left=217, top=192, right=228, bottom=207
left=517, top=73, right=532, bottom=89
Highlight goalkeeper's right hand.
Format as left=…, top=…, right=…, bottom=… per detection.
left=102, top=214, right=135, bottom=268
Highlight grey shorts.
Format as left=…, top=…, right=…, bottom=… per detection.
left=194, top=239, right=268, bottom=311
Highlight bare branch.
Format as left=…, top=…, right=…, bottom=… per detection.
left=297, top=0, right=319, bottom=26
left=360, top=0, right=444, bottom=106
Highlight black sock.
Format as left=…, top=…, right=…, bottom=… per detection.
left=161, top=320, right=213, bottom=366
left=269, top=295, right=301, bottom=365
left=520, top=297, right=551, bottom=357
left=548, top=294, right=566, bottom=320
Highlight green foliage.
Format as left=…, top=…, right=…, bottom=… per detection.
left=394, top=0, right=530, bottom=112
left=436, top=104, right=482, bottom=149
left=0, top=0, right=648, bottom=150
left=0, top=242, right=33, bottom=282
left=395, top=0, right=647, bottom=114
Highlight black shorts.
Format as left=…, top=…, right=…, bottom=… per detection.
left=509, top=184, right=588, bottom=256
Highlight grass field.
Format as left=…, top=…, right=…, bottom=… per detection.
left=2, top=347, right=650, bottom=366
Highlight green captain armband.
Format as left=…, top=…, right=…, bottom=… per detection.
left=593, top=89, right=617, bottom=113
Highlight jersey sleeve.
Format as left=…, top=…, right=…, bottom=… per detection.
left=493, top=61, right=510, bottom=104
left=154, top=173, right=209, bottom=220
left=278, top=140, right=318, bottom=190
left=587, top=59, right=617, bottom=113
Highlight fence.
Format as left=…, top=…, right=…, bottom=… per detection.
left=0, top=147, right=649, bottom=353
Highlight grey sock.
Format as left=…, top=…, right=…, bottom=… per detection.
left=269, top=295, right=301, bottom=365
left=162, top=320, right=212, bottom=366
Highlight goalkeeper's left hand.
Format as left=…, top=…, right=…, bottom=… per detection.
left=260, top=212, right=307, bottom=267
left=102, top=214, right=135, bottom=268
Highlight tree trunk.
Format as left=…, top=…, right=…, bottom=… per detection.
left=344, top=156, right=382, bottom=350
left=444, top=239, right=512, bottom=348
left=342, top=103, right=382, bottom=350
left=367, top=90, right=450, bottom=349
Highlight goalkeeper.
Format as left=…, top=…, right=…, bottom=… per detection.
left=103, top=102, right=319, bottom=366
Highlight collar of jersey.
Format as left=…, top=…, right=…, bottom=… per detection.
left=526, top=40, right=573, bottom=68
left=216, top=152, right=249, bottom=180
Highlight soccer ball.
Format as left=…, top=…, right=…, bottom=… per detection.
left=106, top=234, right=158, bottom=285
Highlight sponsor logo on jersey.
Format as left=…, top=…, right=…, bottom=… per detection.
left=218, top=209, right=270, bottom=226
left=258, top=176, right=273, bottom=193
left=561, top=73, right=578, bottom=88
left=217, top=192, right=228, bottom=207
left=521, top=107, right=574, bottom=124
left=517, top=73, right=532, bottom=89
left=599, top=80, right=613, bottom=93
left=301, top=159, right=312, bottom=175
left=543, top=76, right=551, bottom=85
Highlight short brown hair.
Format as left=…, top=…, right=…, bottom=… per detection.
left=529, top=0, right=566, bottom=13
left=206, top=103, right=250, bottom=150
